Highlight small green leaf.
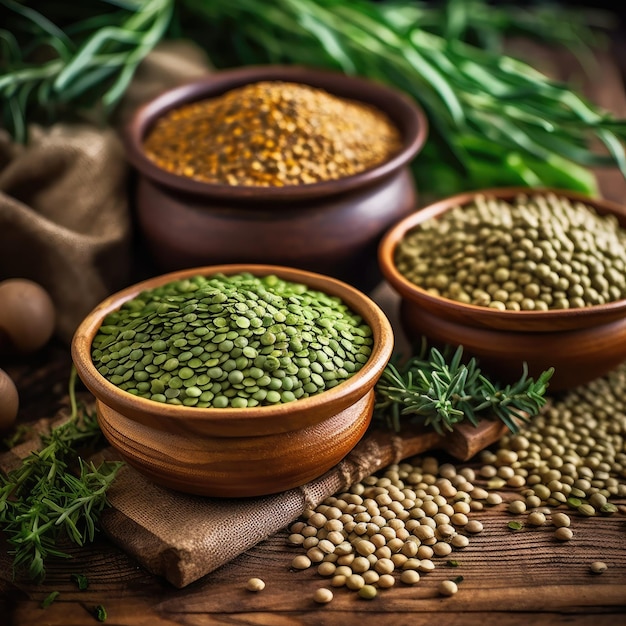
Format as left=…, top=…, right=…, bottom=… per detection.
left=446, top=560, right=461, bottom=567
left=71, top=573, right=89, bottom=590
left=94, top=604, right=108, bottom=622
left=41, top=591, right=60, bottom=608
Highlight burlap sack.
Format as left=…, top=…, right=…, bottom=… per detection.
left=0, top=125, right=131, bottom=344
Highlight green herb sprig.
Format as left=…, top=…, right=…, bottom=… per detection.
left=0, top=368, right=123, bottom=582
left=184, top=0, right=626, bottom=195
left=374, top=345, right=553, bottom=435
left=0, top=0, right=173, bottom=142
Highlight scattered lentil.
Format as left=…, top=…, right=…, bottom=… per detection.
left=91, top=273, right=373, bottom=408
left=400, top=570, right=421, bottom=585
left=527, top=511, right=547, bottom=527
left=245, top=577, right=265, bottom=592
left=554, top=527, right=573, bottom=541
left=438, top=580, right=459, bottom=596
left=590, top=561, right=608, bottom=574
left=292, top=555, right=312, bottom=570
left=358, top=584, right=378, bottom=599
left=395, top=193, right=626, bottom=309
left=551, top=512, right=571, bottom=528
left=143, top=81, right=402, bottom=187
left=313, top=587, right=334, bottom=603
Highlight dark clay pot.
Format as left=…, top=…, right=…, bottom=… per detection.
left=124, top=65, right=428, bottom=292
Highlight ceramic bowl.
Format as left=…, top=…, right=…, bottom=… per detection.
left=71, top=264, right=394, bottom=497
left=378, top=187, right=626, bottom=391
left=123, top=64, right=428, bottom=292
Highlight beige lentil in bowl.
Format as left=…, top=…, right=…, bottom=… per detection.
left=378, top=187, right=626, bottom=390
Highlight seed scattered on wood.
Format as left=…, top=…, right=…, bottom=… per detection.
left=400, top=570, right=420, bottom=585
left=554, top=527, right=573, bottom=541
left=314, top=587, right=334, bottom=603
left=358, top=584, right=378, bottom=599
left=246, top=577, right=265, bottom=592
left=292, top=555, right=312, bottom=570
left=527, top=511, right=547, bottom=527
left=438, top=580, right=459, bottom=596
left=551, top=513, right=571, bottom=528
left=590, top=561, right=608, bottom=574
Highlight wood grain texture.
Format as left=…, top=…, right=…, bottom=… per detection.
left=1, top=492, right=625, bottom=625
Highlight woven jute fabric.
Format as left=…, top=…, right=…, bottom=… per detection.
left=0, top=124, right=131, bottom=344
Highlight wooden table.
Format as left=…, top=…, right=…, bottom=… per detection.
left=2, top=37, right=626, bottom=626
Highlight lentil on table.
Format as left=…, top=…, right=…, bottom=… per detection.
left=91, top=273, right=373, bottom=408
left=285, top=360, right=626, bottom=600
left=143, top=80, right=402, bottom=186
left=395, top=193, right=626, bottom=310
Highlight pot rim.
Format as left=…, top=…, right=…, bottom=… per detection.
left=378, top=186, right=626, bottom=331
left=123, top=64, right=428, bottom=201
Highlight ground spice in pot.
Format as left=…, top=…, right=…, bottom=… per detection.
left=395, top=193, right=626, bottom=310
left=142, top=80, right=402, bottom=186
left=91, top=273, right=373, bottom=408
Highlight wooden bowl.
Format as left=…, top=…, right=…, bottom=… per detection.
left=378, top=187, right=626, bottom=391
left=71, top=265, right=394, bottom=497
left=123, top=65, right=428, bottom=292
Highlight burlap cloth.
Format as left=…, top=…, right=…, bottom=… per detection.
left=1, top=41, right=507, bottom=589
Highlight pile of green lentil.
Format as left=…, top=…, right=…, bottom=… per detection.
left=395, top=193, right=626, bottom=310
left=91, top=273, right=373, bottom=408
left=143, top=80, right=402, bottom=186
left=285, top=360, right=626, bottom=601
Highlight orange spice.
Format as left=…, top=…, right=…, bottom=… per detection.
left=143, top=81, right=402, bottom=186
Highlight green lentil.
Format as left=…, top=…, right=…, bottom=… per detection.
left=395, top=193, right=626, bottom=309
left=92, top=273, right=373, bottom=408
left=143, top=81, right=401, bottom=187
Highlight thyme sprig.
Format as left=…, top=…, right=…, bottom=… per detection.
left=0, top=368, right=123, bottom=582
left=374, top=345, right=553, bottom=435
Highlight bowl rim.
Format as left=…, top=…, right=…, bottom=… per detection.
left=71, top=264, right=394, bottom=435
left=378, top=186, right=626, bottom=329
left=123, top=64, right=429, bottom=201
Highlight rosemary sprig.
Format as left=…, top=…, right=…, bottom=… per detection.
left=374, top=345, right=553, bottom=435
left=0, top=368, right=123, bottom=582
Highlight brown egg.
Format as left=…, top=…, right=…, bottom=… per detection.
left=0, top=279, right=55, bottom=354
left=0, top=368, right=19, bottom=431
